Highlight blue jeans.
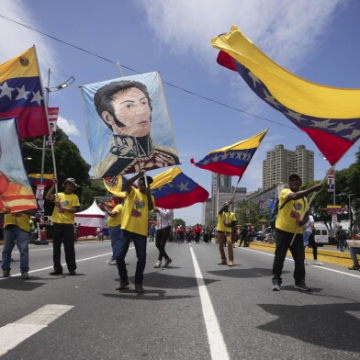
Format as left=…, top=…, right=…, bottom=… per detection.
left=116, top=230, right=147, bottom=284
left=350, top=247, right=360, bottom=267
left=109, top=225, right=122, bottom=261
left=303, top=231, right=311, bottom=247
left=2, top=225, right=30, bottom=273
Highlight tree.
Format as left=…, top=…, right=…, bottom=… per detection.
left=21, top=127, right=91, bottom=215
left=173, top=218, right=185, bottom=229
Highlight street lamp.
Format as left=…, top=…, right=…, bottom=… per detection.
left=40, top=69, right=75, bottom=185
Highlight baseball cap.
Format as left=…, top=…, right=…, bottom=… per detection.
left=288, top=174, right=302, bottom=182
left=63, top=178, right=80, bottom=187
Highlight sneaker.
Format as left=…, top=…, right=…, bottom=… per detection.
left=218, top=260, right=227, bottom=265
left=154, top=260, right=162, bottom=268
left=107, top=260, right=117, bottom=265
left=49, top=270, right=63, bottom=276
left=228, top=260, right=233, bottom=267
left=348, top=265, right=360, bottom=270
left=313, top=260, right=323, bottom=266
left=69, top=270, right=76, bottom=276
left=164, top=258, right=172, bottom=268
left=135, top=284, right=144, bottom=293
left=294, top=281, right=311, bottom=291
left=21, top=272, right=30, bottom=280
left=116, top=280, right=130, bottom=291
left=3, top=270, right=10, bottom=278
left=272, top=282, right=281, bottom=291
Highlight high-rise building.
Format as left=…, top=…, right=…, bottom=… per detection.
left=262, top=144, right=314, bottom=189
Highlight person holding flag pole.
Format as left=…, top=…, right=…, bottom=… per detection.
left=115, top=170, right=154, bottom=293
left=272, top=174, right=323, bottom=292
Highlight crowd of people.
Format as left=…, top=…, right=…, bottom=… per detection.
left=2, top=171, right=360, bottom=295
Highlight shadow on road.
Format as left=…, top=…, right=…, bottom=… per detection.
left=208, top=267, right=290, bottom=278
left=258, top=302, right=360, bottom=352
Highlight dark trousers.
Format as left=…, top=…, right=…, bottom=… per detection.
left=117, top=230, right=147, bottom=285
left=155, top=226, right=170, bottom=261
left=308, top=233, right=318, bottom=260
left=195, top=233, right=201, bottom=243
left=52, top=224, right=76, bottom=272
left=272, top=229, right=305, bottom=283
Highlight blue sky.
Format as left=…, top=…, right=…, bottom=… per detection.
left=0, top=0, right=359, bottom=224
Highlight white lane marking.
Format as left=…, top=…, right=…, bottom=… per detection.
left=0, top=247, right=135, bottom=280
left=190, top=247, right=230, bottom=360
left=240, top=247, right=360, bottom=278
left=0, top=304, right=73, bottom=357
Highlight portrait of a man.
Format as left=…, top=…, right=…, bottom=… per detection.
left=81, top=72, right=180, bottom=178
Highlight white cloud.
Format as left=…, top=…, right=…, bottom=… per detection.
left=58, top=115, right=81, bottom=136
left=0, top=0, right=60, bottom=82
left=138, top=0, right=343, bottom=71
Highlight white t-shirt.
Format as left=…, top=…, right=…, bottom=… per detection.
left=304, top=215, right=314, bottom=233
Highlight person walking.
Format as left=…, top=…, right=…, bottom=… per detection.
left=153, top=207, right=173, bottom=268
left=102, top=197, right=123, bottom=265
left=116, top=171, right=154, bottom=293
left=2, top=212, right=34, bottom=279
left=46, top=178, right=80, bottom=276
left=217, top=200, right=237, bottom=267
left=303, top=214, right=323, bottom=265
left=272, top=174, right=322, bottom=291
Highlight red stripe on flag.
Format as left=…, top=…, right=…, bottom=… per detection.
left=301, top=127, right=353, bottom=165
left=0, top=107, right=49, bottom=138
left=196, top=162, right=247, bottom=177
left=217, top=51, right=237, bottom=71
left=155, top=187, right=209, bottom=209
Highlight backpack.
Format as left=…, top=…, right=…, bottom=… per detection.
left=269, top=197, right=306, bottom=229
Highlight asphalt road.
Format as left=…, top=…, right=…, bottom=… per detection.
left=1, top=240, right=360, bottom=360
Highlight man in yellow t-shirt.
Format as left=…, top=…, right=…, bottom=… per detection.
left=101, top=197, right=124, bottom=265
left=272, top=174, right=322, bottom=292
left=46, top=178, right=80, bottom=276
left=217, top=200, right=237, bottom=267
left=2, top=211, right=35, bottom=279
left=116, top=171, right=154, bottom=293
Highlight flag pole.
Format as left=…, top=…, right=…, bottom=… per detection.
left=33, top=46, right=58, bottom=198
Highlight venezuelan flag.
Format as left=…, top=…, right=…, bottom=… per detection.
left=103, top=175, right=128, bottom=197
left=151, top=167, right=209, bottom=209
left=212, top=26, right=360, bottom=166
left=191, top=129, right=268, bottom=177
left=0, top=47, right=48, bottom=138
left=28, top=173, right=54, bottom=186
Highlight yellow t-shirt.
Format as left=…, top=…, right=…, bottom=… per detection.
left=51, top=192, right=80, bottom=224
left=217, top=211, right=236, bottom=232
left=107, top=204, right=123, bottom=227
left=275, top=189, right=308, bottom=234
left=121, top=187, right=154, bottom=237
left=4, top=213, right=31, bottom=232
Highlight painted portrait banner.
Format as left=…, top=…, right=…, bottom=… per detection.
left=0, top=118, right=37, bottom=213
left=80, top=72, right=180, bottom=178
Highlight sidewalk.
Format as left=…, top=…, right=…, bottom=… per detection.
left=248, top=241, right=354, bottom=268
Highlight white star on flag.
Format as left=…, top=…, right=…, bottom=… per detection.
left=0, top=82, right=15, bottom=99
left=30, top=90, right=43, bottom=105
left=16, top=85, right=31, bottom=100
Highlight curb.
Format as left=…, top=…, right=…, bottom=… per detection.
left=247, top=242, right=354, bottom=268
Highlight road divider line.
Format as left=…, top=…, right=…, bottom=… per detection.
left=0, top=304, right=74, bottom=357
left=0, top=247, right=135, bottom=280
left=190, top=247, right=230, bottom=360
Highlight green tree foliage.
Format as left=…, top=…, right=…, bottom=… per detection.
left=21, top=127, right=91, bottom=215
left=173, top=218, right=185, bottom=229
left=80, top=180, right=109, bottom=211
